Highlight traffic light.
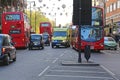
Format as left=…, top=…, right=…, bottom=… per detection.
left=72, top=0, right=92, bottom=25
left=72, top=0, right=80, bottom=25
left=80, top=0, right=92, bottom=25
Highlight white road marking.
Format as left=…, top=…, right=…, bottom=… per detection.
left=101, top=65, right=120, bottom=80
left=45, top=74, right=114, bottom=79
left=49, top=69, right=106, bottom=73
left=60, top=53, right=64, bottom=57
left=38, top=66, right=50, bottom=77
left=52, top=53, right=65, bottom=63
left=100, top=65, right=115, bottom=76
left=101, top=65, right=119, bottom=80
left=52, top=58, right=59, bottom=63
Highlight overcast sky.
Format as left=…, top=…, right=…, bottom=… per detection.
left=27, top=0, right=73, bottom=26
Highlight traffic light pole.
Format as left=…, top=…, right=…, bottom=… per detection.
left=78, top=3, right=82, bottom=63
left=78, top=25, right=82, bottom=63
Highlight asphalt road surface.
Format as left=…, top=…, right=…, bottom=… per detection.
left=0, top=46, right=120, bottom=80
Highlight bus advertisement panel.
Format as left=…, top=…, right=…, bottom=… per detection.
left=2, top=12, right=30, bottom=48
left=71, top=7, right=104, bottom=51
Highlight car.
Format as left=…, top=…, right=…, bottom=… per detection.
left=43, top=33, right=50, bottom=46
left=28, top=34, right=44, bottom=50
left=104, top=37, right=117, bottom=50
left=0, top=34, right=16, bottom=65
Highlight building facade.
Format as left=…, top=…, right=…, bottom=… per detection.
left=105, top=0, right=120, bottom=35
left=97, top=0, right=120, bottom=35
left=94, top=0, right=120, bottom=35
left=0, top=0, right=26, bottom=12
left=0, top=0, right=27, bottom=32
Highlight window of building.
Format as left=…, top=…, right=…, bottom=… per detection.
left=112, top=3, right=114, bottom=11
left=117, top=0, right=120, bottom=8
left=107, top=6, right=110, bottom=13
left=110, top=4, right=112, bottom=12
left=105, top=0, right=109, bottom=2
left=113, top=3, right=116, bottom=10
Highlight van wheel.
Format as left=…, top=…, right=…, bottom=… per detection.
left=4, top=55, right=10, bottom=65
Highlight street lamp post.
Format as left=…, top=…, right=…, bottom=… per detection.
left=23, top=0, right=25, bottom=13
left=17, top=0, right=20, bottom=11
left=54, top=13, right=56, bottom=26
left=35, top=8, right=36, bottom=33
left=34, top=0, right=43, bottom=33
left=27, top=1, right=35, bottom=28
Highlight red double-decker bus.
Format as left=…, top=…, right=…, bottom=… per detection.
left=71, top=7, right=104, bottom=52
left=39, top=22, right=52, bottom=39
left=1, top=12, right=31, bottom=48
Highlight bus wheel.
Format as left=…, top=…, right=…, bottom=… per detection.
left=71, top=45, right=74, bottom=49
left=96, top=50, right=100, bottom=53
left=25, top=43, right=28, bottom=49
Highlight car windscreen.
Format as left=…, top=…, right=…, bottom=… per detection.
left=31, top=35, right=42, bottom=41
left=53, top=31, right=66, bottom=37
left=105, top=37, right=115, bottom=41
left=43, top=35, right=49, bottom=38
left=43, top=35, right=49, bottom=39
left=80, top=26, right=103, bottom=42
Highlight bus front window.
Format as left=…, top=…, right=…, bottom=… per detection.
left=81, top=26, right=103, bottom=42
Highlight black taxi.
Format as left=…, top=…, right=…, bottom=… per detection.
left=28, top=34, right=44, bottom=50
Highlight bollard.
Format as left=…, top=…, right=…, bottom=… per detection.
left=84, top=45, right=91, bottom=62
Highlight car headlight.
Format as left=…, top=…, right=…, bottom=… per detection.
left=62, top=40, right=67, bottom=42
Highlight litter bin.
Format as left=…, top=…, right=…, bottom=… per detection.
left=84, top=45, right=91, bottom=62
